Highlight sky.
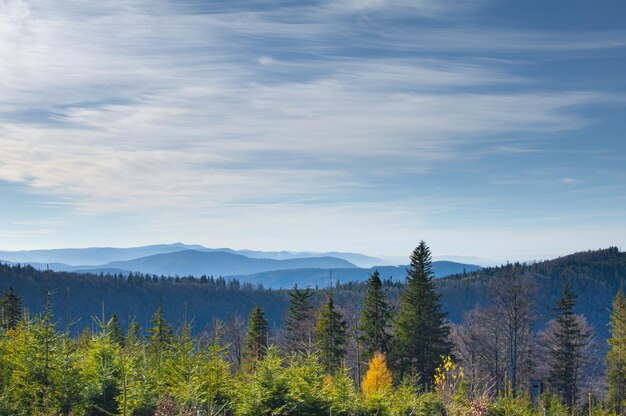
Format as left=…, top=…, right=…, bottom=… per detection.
left=0, top=0, right=625, bottom=264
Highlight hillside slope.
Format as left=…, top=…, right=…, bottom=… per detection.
left=0, top=248, right=622, bottom=342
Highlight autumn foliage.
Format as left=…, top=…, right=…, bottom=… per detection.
left=361, top=352, right=393, bottom=398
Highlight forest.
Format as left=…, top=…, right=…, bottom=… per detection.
left=0, top=243, right=625, bottom=415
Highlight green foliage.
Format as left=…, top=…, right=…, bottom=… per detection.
left=285, top=286, right=316, bottom=354
left=414, top=392, right=446, bottom=416
left=391, top=241, right=451, bottom=385
left=1, top=286, right=22, bottom=330
left=606, top=289, right=626, bottom=415
left=117, top=323, right=156, bottom=416
left=3, top=308, right=64, bottom=416
left=58, top=333, right=85, bottom=414
left=233, top=346, right=290, bottom=415
left=107, top=314, right=125, bottom=347
left=147, top=302, right=174, bottom=348
left=359, top=271, right=392, bottom=360
left=146, top=303, right=175, bottom=399
left=389, top=376, right=420, bottom=416
left=1, top=247, right=625, bottom=415
left=162, top=323, right=201, bottom=411
left=0, top=300, right=619, bottom=416
left=324, top=366, right=363, bottom=415
left=316, top=294, right=348, bottom=373
left=244, top=304, right=269, bottom=362
left=196, top=343, right=233, bottom=414
left=284, top=352, right=328, bottom=415
left=80, top=326, right=122, bottom=416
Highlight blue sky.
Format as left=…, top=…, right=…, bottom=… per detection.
left=0, top=0, right=625, bottom=263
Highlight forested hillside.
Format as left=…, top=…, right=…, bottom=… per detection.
left=0, top=247, right=623, bottom=338
left=439, top=247, right=626, bottom=338
left=1, top=244, right=624, bottom=415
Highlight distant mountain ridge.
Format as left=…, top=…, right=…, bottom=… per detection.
left=105, top=250, right=357, bottom=277
left=1, top=249, right=480, bottom=288
left=0, top=243, right=481, bottom=287
left=233, top=261, right=482, bottom=289
left=0, top=243, right=199, bottom=266
left=3, top=250, right=357, bottom=278
left=0, top=243, right=387, bottom=268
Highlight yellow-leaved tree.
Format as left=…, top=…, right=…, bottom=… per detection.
left=361, top=352, right=393, bottom=398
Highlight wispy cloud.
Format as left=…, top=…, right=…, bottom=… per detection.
left=561, top=177, right=583, bottom=185
left=0, top=0, right=625, bottom=256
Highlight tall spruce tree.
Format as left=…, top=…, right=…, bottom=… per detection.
left=359, top=270, right=392, bottom=361
left=244, top=305, right=269, bottom=361
left=1, top=287, right=22, bottom=330
left=390, top=241, right=451, bottom=385
left=547, top=281, right=591, bottom=407
left=606, top=289, right=626, bottom=414
left=284, top=286, right=315, bottom=354
left=316, top=293, right=348, bottom=372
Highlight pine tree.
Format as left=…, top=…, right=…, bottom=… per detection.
left=315, top=294, right=347, bottom=372
left=107, top=314, right=125, bottom=347
left=163, top=322, right=202, bottom=411
left=5, top=298, right=63, bottom=414
left=81, top=322, right=122, bottom=416
left=146, top=303, right=174, bottom=400
left=359, top=270, right=392, bottom=361
left=547, top=281, right=591, bottom=407
left=606, top=289, right=626, bottom=414
left=147, top=303, right=174, bottom=347
left=57, top=332, right=83, bottom=415
left=1, top=287, right=22, bottom=330
left=117, top=321, right=155, bottom=416
left=284, top=286, right=316, bottom=354
left=244, top=305, right=269, bottom=361
left=390, top=241, right=451, bottom=385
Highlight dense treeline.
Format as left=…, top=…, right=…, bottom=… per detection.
left=0, top=245, right=625, bottom=415
left=1, top=248, right=624, bottom=339
left=0, top=262, right=291, bottom=334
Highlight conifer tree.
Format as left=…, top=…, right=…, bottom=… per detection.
left=81, top=321, right=122, bottom=416
left=107, top=314, right=125, bottom=347
left=285, top=286, right=316, bottom=354
left=316, top=294, right=347, bottom=372
left=359, top=270, right=392, bottom=361
left=117, top=321, right=154, bottom=416
left=1, top=287, right=22, bottom=330
left=57, top=332, right=83, bottom=415
left=390, top=241, right=451, bottom=385
left=147, top=303, right=174, bottom=347
left=547, top=281, right=591, bottom=407
left=163, top=322, right=202, bottom=411
left=197, top=340, right=233, bottom=414
left=606, top=289, right=626, bottom=414
left=5, top=298, right=63, bottom=414
left=244, top=305, right=269, bottom=361
left=146, top=303, right=174, bottom=400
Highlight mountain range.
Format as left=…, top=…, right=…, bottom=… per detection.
left=0, top=247, right=622, bottom=342
left=234, top=262, right=482, bottom=289
left=0, top=243, right=481, bottom=288
left=0, top=243, right=385, bottom=267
